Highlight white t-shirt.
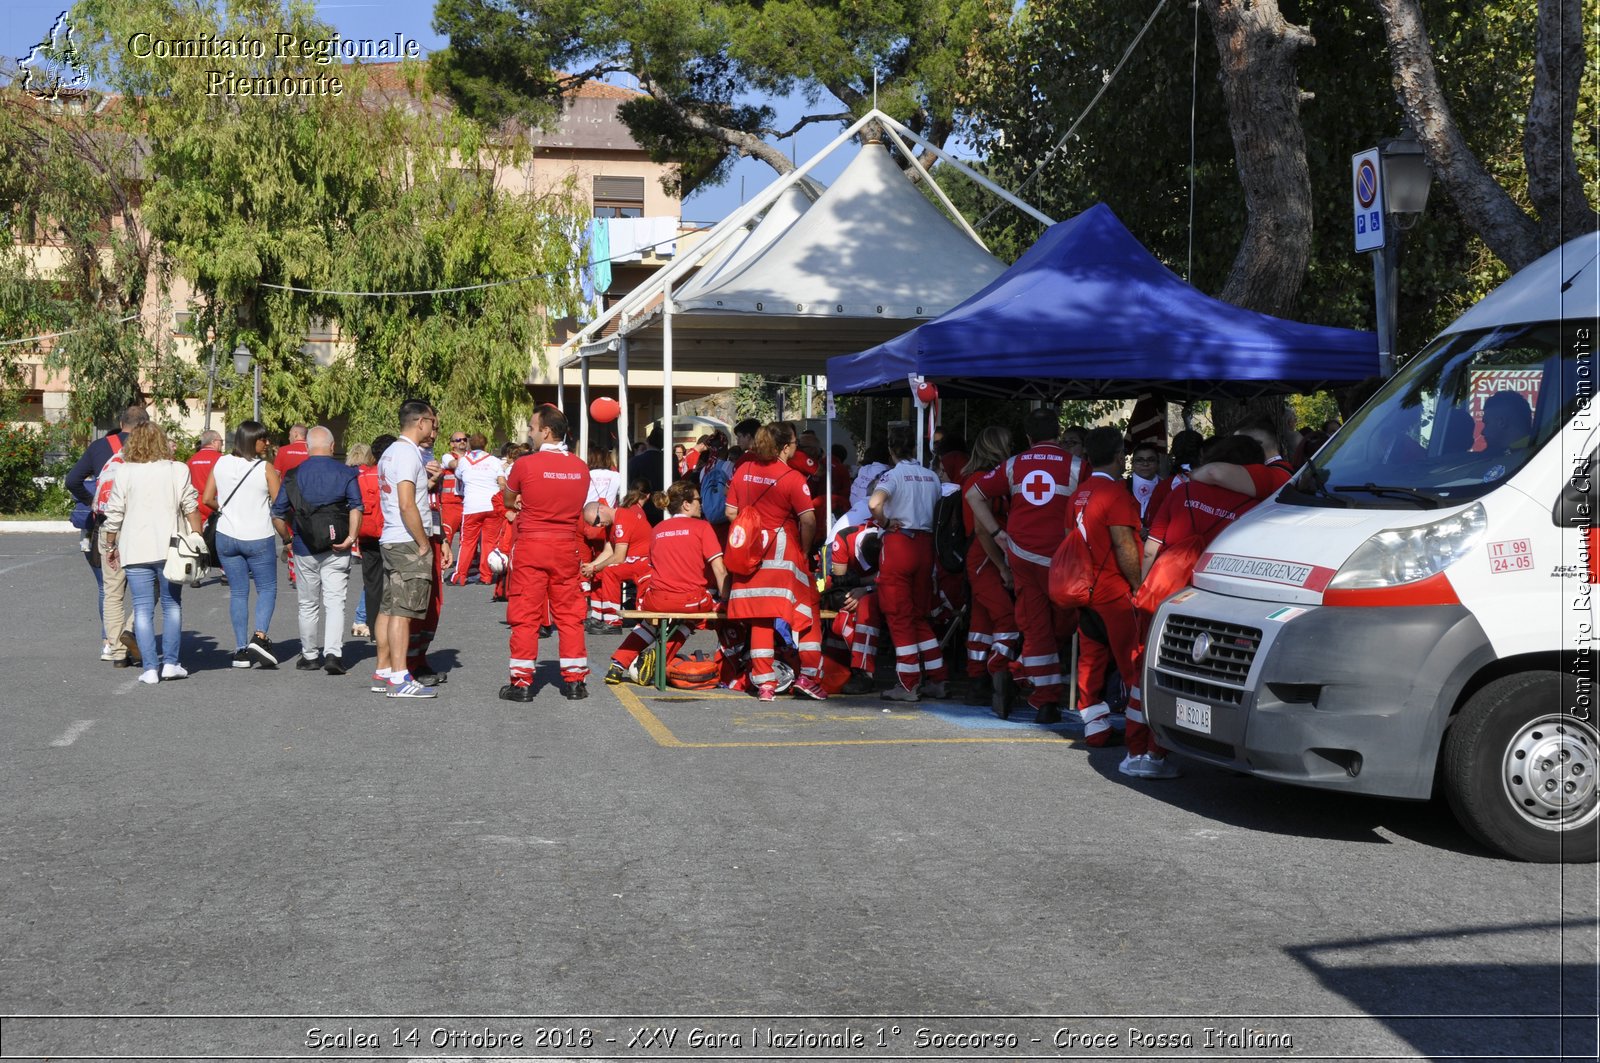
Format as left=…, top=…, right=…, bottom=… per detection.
left=377, top=437, right=430, bottom=545
left=873, top=460, right=941, bottom=531
left=587, top=467, right=622, bottom=506
left=455, top=450, right=505, bottom=514
left=211, top=454, right=275, bottom=542
left=850, top=462, right=889, bottom=507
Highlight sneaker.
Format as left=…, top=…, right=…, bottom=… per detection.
left=881, top=685, right=921, bottom=704
left=160, top=663, right=188, bottom=681
left=1034, top=702, right=1063, bottom=726
left=1138, top=755, right=1183, bottom=780
left=370, top=672, right=391, bottom=693
left=386, top=678, right=438, bottom=699
left=604, top=663, right=630, bottom=686
left=1118, top=753, right=1148, bottom=778
left=560, top=680, right=589, bottom=701
left=323, top=656, right=347, bottom=676
left=137, top=669, right=160, bottom=685
left=296, top=653, right=323, bottom=671
left=756, top=682, right=778, bottom=703
left=921, top=680, right=948, bottom=700
left=350, top=622, right=370, bottom=638
left=498, top=683, right=536, bottom=702
left=246, top=632, right=277, bottom=669
left=792, top=675, right=829, bottom=701
left=100, top=641, right=116, bottom=662
left=841, top=670, right=876, bottom=695
left=232, top=649, right=253, bottom=669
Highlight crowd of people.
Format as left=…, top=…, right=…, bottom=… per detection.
left=67, top=398, right=1328, bottom=777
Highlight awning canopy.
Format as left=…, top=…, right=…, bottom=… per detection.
left=826, top=203, right=1381, bottom=399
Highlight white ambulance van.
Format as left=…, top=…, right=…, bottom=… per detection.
left=1145, top=234, right=1599, bottom=862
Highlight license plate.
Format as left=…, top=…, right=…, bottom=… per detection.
left=1174, top=697, right=1212, bottom=734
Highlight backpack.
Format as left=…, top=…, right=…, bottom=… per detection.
left=357, top=466, right=384, bottom=540
left=699, top=458, right=733, bottom=525
left=723, top=469, right=791, bottom=576
left=933, top=489, right=968, bottom=572
left=1047, top=523, right=1098, bottom=608
left=78, top=435, right=125, bottom=526
left=283, top=467, right=350, bottom=553
left=667, top=651, right=721, bottom=690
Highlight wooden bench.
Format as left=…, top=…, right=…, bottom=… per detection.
left=619, top=608, right=840, bottom=691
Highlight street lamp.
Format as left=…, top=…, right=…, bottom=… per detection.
left=1373, top=132, right=1434, bottom=376
left=232, top=343, right=260, bottom=423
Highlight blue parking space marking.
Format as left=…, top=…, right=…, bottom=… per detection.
left=916, top=700, right=1084, bottom=734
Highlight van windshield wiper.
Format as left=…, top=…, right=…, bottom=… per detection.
left=1330, top=483, right=1441, bottom=508
left=1287, top=459, right=1348, bottom=507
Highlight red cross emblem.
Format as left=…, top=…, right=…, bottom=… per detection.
left=1021, top=470, right=1056, bottom=505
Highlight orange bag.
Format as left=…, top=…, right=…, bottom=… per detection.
left=667, top=652, right=721, bottom=690
left=723, top=471, right=792, bottom=576
left=1047, top=528, right=1098, bottom=608
left=1132, top=537, right=1208, bottom=614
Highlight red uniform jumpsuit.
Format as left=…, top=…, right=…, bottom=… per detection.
left=973, top=443, right=1085, bottom=709
left=874, top=460, right=948, bottom=692
left=504, top=446, right=591, bottom=687
left=275, top=440, right=308, bottom=584
left=596, top=504, right=655, bottom=627
left=962, top=470, right=1018, bottom=679
left=186, top=447, right=221, bottom=523
left=726, top=459, right=821, bottom=686
left=452, top=450, right=503, bottom=585
left=827, top=525, right=882, bottom=673
left=610, top=514, right=725, bottom=672
left=439, top=462, right=463, bottom=575
left=1068, top=472, right=1146, bottom=750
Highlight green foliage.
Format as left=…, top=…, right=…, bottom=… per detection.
left=429, top=0, right=1008, bottom=196
left=0, top=421, right=48, bottom=512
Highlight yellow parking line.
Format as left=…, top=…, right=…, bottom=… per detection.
left=613, top=684, right=1071, bottom=750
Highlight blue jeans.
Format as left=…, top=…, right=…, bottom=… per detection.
left=124, top=562, right=182, bottom=667
left=215, top=531, right=278, bottom=648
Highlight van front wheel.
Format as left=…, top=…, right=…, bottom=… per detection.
left=1443, top=672, right=1599, bottom=863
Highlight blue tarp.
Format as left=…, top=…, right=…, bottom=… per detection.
left=826, top=204, right=1380, bottom=399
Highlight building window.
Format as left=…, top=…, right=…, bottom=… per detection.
left=593, top=176, right=644, bottom=218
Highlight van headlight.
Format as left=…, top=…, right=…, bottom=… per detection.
left=1329, top=503, right=1487, bottom=590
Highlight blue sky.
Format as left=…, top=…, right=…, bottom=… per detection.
left=1, top=0, right=864, bottom=225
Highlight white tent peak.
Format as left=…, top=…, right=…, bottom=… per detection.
left=675, top=181, right=822, bottom=302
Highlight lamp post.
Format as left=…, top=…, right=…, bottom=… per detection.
left=203, top=341, right=218, bottom=432
left=232, top=343, right=260, bottom=422
left=1374, top=133, right=1433, bottom=377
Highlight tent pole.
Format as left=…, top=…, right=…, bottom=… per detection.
left=916, top=401, right=925, bottom=465
left=824, top=394, right=834, bottom=543
left=556, top=364, right=565, bottom=411
left=804, top=376, right=813, bottom=419
left=878, top=122, right=988, bottom=249
left=662, top=286, right=675, bottom=491
left=876, top=113, right=1057, bottom=227
left=579, top=355, right=590, bottom=458
left=617, top=335, right=630, bottom=487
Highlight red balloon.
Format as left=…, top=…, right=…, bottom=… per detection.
left=589, top=396, right=620, bottom=423
left=915, top=381, right=938, bottom=405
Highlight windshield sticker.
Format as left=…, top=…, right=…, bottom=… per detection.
left=1487, top=538, right=1534, bottom=574
left=1482, top=464, right=1507, bottom=483
left=1265, top=606, right=1308, bottom=622
left=1197, top=552, right=1337, bottom=591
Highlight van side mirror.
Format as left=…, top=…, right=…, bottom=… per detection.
left=1554, top=453, right=1597, bottom=527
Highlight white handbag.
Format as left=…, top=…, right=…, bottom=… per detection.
left=164, top=531, right=208, bottom=586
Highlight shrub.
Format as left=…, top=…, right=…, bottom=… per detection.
left=0, top=423, right=47, bottom=513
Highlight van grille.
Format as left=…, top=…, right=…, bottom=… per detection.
left=1155, top=615, right=1262, bottom=703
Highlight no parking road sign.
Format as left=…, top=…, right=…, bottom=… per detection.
left=1352, top=147, right=1386, bottom=252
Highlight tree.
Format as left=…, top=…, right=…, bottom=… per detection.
left=28, top=0, right=589, bottom=442
left=428, top=0, right=1005, bottom=196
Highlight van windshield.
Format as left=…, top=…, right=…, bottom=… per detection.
left=1283, top=322, right=1588, bottom=509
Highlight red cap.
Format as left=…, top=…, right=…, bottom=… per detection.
left=789, top=451, right=819, bottom=476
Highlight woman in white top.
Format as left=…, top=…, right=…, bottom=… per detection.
left=101, top=423, right=204, bottom=685
left=200, top=420, right=282, bottom=668
left=586, top=445, right=622, bottom=506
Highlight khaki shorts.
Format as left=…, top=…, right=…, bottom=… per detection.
left=380, top=542, right=433, bottom=619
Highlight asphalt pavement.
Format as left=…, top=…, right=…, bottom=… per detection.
left=0, top=531, right=1594, bottom=1062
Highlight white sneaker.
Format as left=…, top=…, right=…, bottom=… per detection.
left=137, top=669, right=160, bottom=685
left=101, top=642, right=116, bottom=662
left=160, top=663, right=189, bottom=681
left=1118, top=753, right=1147, bottom=778
left=1139, top=755, right=1183, bottom=780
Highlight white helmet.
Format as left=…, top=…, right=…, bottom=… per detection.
left=486, top=548, right=510, bottom=577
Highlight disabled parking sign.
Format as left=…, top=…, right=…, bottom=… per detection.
left=1352, top=148, right=1386, bottom=252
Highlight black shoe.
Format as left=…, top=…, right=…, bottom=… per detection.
left=246, top=632, right=277, bottom=669
left=963, top=674, right=993, bottom=706
left=1034, top=702, right=1063, bottom=726
left=992, top=669, right=1016, bottom=720
left=498, top=683, right=536, bottom=702
left=840, top=670, right=876, bottom=695
left=583, top=618, right=606, bottom=635
left=539, top=624, right=556, bottom=638
left=604, top=663, right=629, bottom=686
left=113, top=656, right=137, bottom=669
left=296, top=654, right=322, bottom=671
left=491, top=593, right=508, bottom=603
left=323, top=656, right=347, bottom=676
left=560, top=680, right=589, bottom=701
left=412, top=670, right=447, bottom=686
left=231, top=648, right=252, bottom=669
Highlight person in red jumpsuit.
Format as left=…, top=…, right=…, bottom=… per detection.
left=275, top=424, right=309, bottom=585
left=604, top=481, right=730, bottom=683
left=967, top=407, right=1085, bottom=724
left=724, top=421, right=826, bottom=702
left=585, top=489, right=655, bottom=628
left=959, top=425, right=1020, bottom=708
left=501, top=404, right=590, bottom=701
left=827, top=521, right=883, bottom=694
left=438, top=430, right=468, bottom=576
left=870, top=426, right=948, bottom=703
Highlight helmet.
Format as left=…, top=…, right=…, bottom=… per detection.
left=486, top=548, right=510, bottom=577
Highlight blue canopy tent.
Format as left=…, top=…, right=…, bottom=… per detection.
left=825, top=203, right=1380, bottom=400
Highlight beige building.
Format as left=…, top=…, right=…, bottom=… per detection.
left=10, top=66, right=734, bottom=440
